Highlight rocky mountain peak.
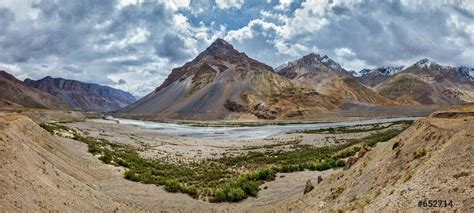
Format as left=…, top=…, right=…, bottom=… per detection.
left=277, top=53, right=344, bottom=73
left=200, top=38, right=240, bottom=58
left=359, top=66, right=405, bottom=76
left=209, top=38, right=233, bottom=49
left=412, top=58, right=445, bottom=70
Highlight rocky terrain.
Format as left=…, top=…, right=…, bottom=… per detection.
left=272, top=104, right=474, bottom=212
left=24, top=76, right=136, bottom=112
left=121, top=39, right=340, bottom=120
left=0, top=71, right=69, bottom=109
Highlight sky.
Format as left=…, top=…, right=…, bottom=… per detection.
left=0, top=0, right=473, bottom=97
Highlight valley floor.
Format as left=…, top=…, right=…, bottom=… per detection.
left=0, top=105, right=473, bottom=212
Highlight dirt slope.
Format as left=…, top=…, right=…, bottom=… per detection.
left=272, top=104, right=474, bottom=212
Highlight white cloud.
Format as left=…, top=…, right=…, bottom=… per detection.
left=215, top=0, right=244, bottom=10
left=275, top=0, right=293, bottom=10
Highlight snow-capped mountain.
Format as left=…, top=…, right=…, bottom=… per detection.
left=410, top=58, right=447, bottom=70
left=359, top=66, right=405, bottom=76
left=275, top=53, right=345, bottom=76
left=457, top=66, right=474, bottom=81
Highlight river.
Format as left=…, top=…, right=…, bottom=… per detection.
left=111, top=117, right=418, bottom=140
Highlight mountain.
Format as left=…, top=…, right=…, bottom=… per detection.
left=375, top=59, right=474, bottom=105
left=276, top=53, right=396, bottom=106
left=356, top=66, right=405, bottom=87
left=0, top=71, right=69, bottom=109
left=24, top=77, right=136, bottom=112
left=120, top=39, right=340, bottom=120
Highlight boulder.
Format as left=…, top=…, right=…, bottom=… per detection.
left=345, top=157, right=358, bottom=170
left=317, top=176, right=323, bottom=184
left=303, top=179, right=314, bottom=194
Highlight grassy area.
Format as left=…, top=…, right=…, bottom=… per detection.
left=296, top=120, right=413, bottom=134
left=40, top=122, right=409, bottom=202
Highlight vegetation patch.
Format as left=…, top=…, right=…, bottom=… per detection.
left=40, top=122, right=409, bottom=203
left=295, top=120, right=413, bottom=134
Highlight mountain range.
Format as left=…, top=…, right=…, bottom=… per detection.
left=24, top=77, right=136, bottom=111
left=120, top=39, right=339, bottom=120
left=122, top=39, right=474, bottom=120
left=0, top=71, right=136, bottom=112
left=0, top=71, right=69, bottom=109
left=1, top=38, right=473, bottom=119
left=357, top=59, right=474, bottom=105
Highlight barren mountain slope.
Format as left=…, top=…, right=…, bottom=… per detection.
left=121, top=39, right=340, bottom=120
left=376, top=59, right=474, bottom=105
left=24, top=77, right=136, bottom=111
left=272, top=104, right=474, bottom=212
left=0, top=71, right=69, bottom=109
left=0, top=114, right=131, bottom=211
left=276, top=54, right=396, bottom=106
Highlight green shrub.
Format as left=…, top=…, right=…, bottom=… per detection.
left=99, top=152, right=113, bottom=164
left=239, top=180, right=259, bottom=196
left=335, top=159, right=346, bottom=167
left=227, top=187, right=246, bottom=201
left=315, top=161, right=331, bottom=171
left=164, top=179, right=181, bottom=192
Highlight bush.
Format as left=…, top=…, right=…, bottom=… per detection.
left=239, top=180, right=259, bottom=197
left=99, top=152, right=113, bottom=164
left=315, top=161, right=331, bottom=171
left=88, top=144, right=102, bottom=155
left=255, top=168, right=276, bottom=181
left=227, top=187, right=246, bottom=202
left=213, top=185, right=247, bottom=202
left=165, top=179, right=181, bottom=192
left=335, top=159, right=346, bottom=167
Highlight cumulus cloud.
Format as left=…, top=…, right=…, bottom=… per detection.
left=227, top=0, right=474, bottom=70
left=0, top=0, right=473, bottom=97
left=215, top=0, right=244, bottom=10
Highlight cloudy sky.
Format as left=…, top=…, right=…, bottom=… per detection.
left=0, top=0, right=473, bottom=97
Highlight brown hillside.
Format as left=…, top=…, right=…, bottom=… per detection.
left=0, top=71, right=69, bottom=109
left=272, top=104, right=474, bottom=212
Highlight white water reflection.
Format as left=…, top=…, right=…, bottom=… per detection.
left=106, top=117, right=418, bottom=141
